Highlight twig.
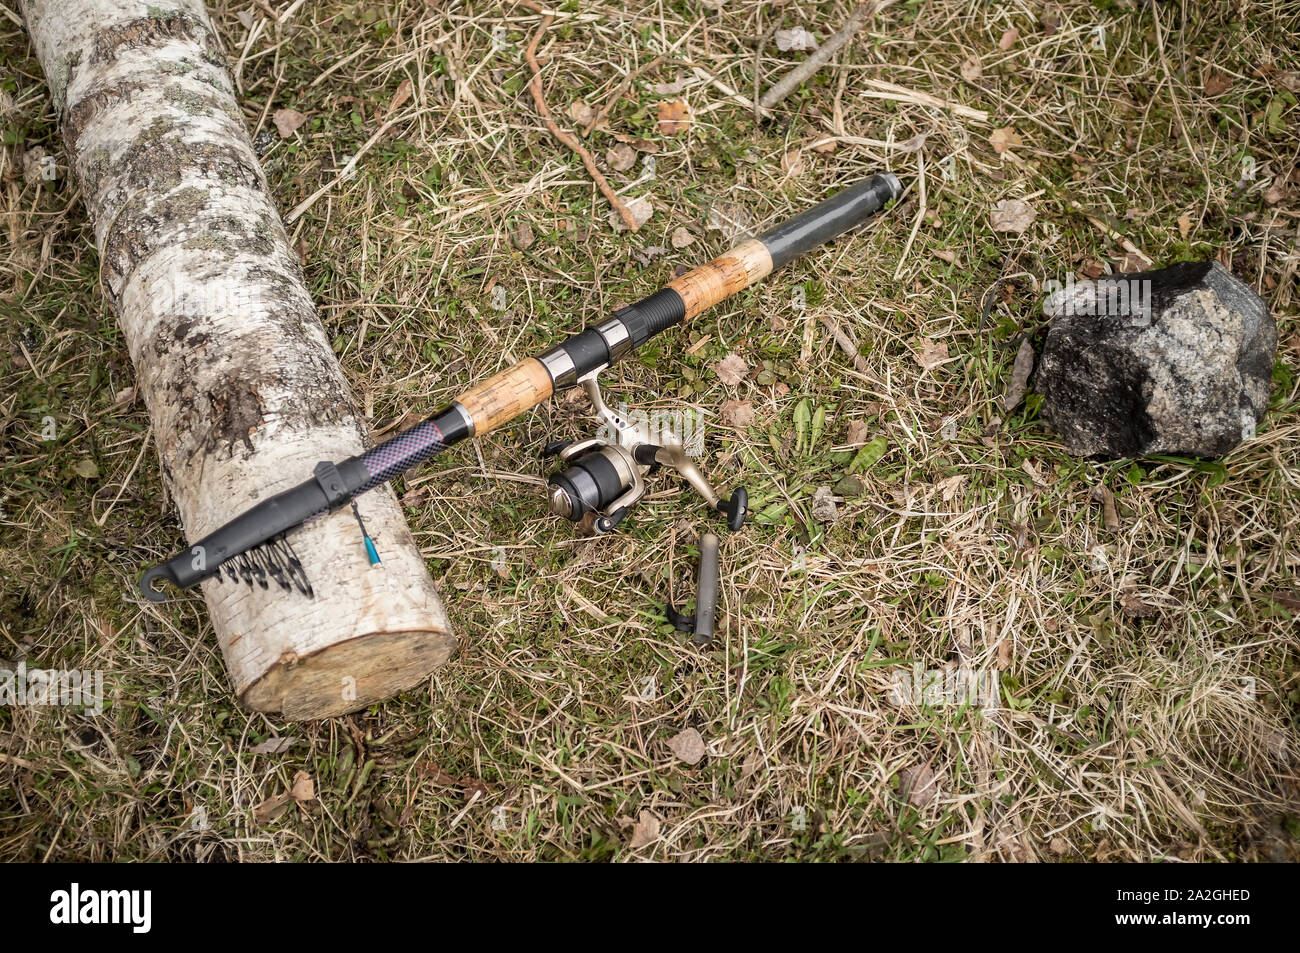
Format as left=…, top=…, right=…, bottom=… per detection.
left=818, top=314, right=881, bottom=385
left=1067, top=201, right=1153, bottom=265
left=752, top=20, right=775, bottom=123
left=519, top=0, right=640, bottom=232
left=758, top=1, right=894, bottom=112
left=858, top=78, right=988, bottom=122
left=893, top=150, right=924, bottom=280
left=582, top=54, right=664, bottom=137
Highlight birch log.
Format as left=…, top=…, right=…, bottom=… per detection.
left=21, top=0, right=456, bottom=719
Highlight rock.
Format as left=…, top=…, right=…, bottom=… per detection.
left=1036, top=261, right=1275, bottom=458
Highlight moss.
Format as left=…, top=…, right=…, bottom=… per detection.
left=158, top=59, right=196, bottom=76
left=163, top=84, right=213, bottom=117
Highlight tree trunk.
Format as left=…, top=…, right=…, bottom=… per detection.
left=20, top=0, right=456, bottom=719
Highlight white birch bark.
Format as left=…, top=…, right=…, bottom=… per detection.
left=21, top=0, right=456, bottom=718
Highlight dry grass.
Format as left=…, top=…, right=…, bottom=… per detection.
left=1, top=0, right=1298, bottom=861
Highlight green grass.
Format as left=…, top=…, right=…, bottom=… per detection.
left=1, top=0, right=1298, bottom=862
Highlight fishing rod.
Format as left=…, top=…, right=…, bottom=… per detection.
left=140, top=172, right=902, bottom=602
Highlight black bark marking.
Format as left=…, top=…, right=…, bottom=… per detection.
left=63, top=78, right=151, bottom=157
left=89, top=12, right=222, bottom=68
left=208, top=380, right=265, bottom=455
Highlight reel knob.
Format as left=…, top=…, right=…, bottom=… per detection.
left=721, top=487, right=747, bottom=531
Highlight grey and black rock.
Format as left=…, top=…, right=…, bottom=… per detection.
left=1036, top=261, right=1276, bottom=459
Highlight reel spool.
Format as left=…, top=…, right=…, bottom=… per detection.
left=542, top=373, right=747, bottom=535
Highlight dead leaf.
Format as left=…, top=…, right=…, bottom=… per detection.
left=998, top=27, right=1020, bottom=51
left=510, top=220, right=535, bottom=250
left=73, top=459, right=99, bottom=479
left=990, top=126, right=1023, bottom=155
left=290, top=769, right=315, bottom=802
left=567, top=99, right=597, bottom=127
left=606, top=142, right=637, bottom=172
left=253, top=792, right=292, bottom=825
left=914, top=338, right=949, bottom=370
left=990, top=198, right=1035, bottom=234
left=622, top=810, right=661, bottom=848
left=936, top=473, right=966, bottom=503
left=608, top=195, right=653, bottom=232
left=1003, top=337, right=1035, bottom=411
left=935, top=248, right=958, bottom=265
left=657, top=98, right=691, bottom=135
left=652, top=77, right=688, bottom=95
left=713, top=353, right=748, bottom=387
left=1203, top=71, right=1233, bottom=97
left=250, top=736, right=298, bottom=754
left=667, top=727, right=706, bottom=765
left=670, top=225, right=695, bottom=249
left=1264, top=181, right=1287, bottom=204
left=21, top=146, right=47, bottom=185
left=1177, top=213, right=1191, bottom=239
left=996, top=637, right=1012, bottom=670
left=775, top=27, right=819, bottom=52
left=960, top=55, right=983, bottom=83
left=811, top=485, right=840, bottom=523
left=1091, top=484, right=1120, bottom=532
left=899, top=763, right=938, bottom=808
left=387, top=77, right=413, bottom=116
left=781, top=148, right=804, bottom=177
left=272, top=108, right=308, bottom=138
left=720, top=399, right=755, bottom=428
left=846, top=420, right=871, bottom=445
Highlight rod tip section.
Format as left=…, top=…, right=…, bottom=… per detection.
left=880, top=172, right=903, bottom=201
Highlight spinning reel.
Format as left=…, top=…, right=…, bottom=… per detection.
left=542, top=372, right=747, bottom=535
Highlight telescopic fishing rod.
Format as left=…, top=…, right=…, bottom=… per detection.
left=139, top=172, right=902, bottom=602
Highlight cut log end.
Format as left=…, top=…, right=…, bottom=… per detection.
left=242, top=626, right=458, bottom=720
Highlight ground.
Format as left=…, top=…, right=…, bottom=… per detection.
left=1, top=0, right=1298, bottom=862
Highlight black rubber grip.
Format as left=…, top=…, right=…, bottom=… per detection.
left=615, top=287, right=687, bottom=347
left=759, top=173, right=901, bottom=270
left=561, top=327, right=612, bottom=379
left=139, top=467, right=358, bottom=600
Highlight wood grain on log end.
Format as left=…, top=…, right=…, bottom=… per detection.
left=242, top=627, right=458, bottom=720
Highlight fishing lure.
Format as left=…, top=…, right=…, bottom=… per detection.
left=140, top=173, right=902, bottom=602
